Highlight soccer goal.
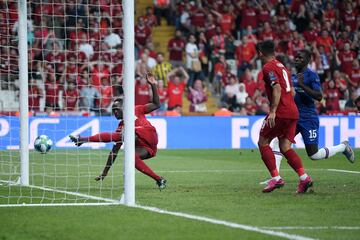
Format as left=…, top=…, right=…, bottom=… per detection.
left=0, top=0, right=135, bottom=207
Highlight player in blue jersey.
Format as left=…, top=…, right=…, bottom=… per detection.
left=262, top=50, right=355, bottom=184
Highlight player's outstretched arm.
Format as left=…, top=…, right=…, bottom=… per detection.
left=297, top=73, right=323, bottom=101
left=268, top=83, right=281, bottom=128
left=95, top=142, right=122, bottom=181
left=143, top=72, right=160, bottom=114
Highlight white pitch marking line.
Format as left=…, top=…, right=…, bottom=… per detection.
left=327, top=169, right=360, bottom=174
left=0, top=179, right=121, bottom=205
left=0, top=202, right=120, bottom=208
left=263, top=226, right=360, bottom=230
left=136, top=205, right=316, bottom=240
left=157, top=169, right=328, bottom=173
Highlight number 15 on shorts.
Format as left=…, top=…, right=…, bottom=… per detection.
left=309, top=129, right=317, bottom=141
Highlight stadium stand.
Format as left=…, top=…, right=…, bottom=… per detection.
left=0, top=0, right=359, bottom=116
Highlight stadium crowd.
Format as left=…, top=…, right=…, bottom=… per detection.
left=0, top=0, right=359, bottom=115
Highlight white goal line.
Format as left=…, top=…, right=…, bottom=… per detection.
left=0, top=179, right=121, bottom=207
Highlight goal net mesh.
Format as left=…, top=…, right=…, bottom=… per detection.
left=0, top=0, right=125, bottom=205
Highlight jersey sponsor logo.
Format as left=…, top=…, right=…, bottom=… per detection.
left=269, top=71, right=277, bottom=81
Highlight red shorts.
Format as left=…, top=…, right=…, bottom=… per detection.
left=260, top=117, right=298, bottom=143
left=135, top=126, right=158, bottom=157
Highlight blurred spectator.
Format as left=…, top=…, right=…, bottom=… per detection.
left=213, top=55, right=227, bottom=95
left=103, top=29, right=122, bottom=49
left=258, top=22, right=276, bottom=41
left=198, top=31, right=210, bottom=77
left=153, top=52, right=172, bottom=87
left=154, top=0, right=171, bottom=25
left=44, top=42, right=65, bottom=77
left=235, top=83, right=248, bottom=108
left=240, top=1, right=257, bottom=31
left=167, top=67, right=188, bottom=110
left=355, top=96, right=360, bottom=112
left=345, top=92, right=359, bottom=111
left=135, top=77, right=151, bottom=106
left=157, top=80, right=168, bottom=111
left=342, top=2, right=357, bottom=31
left=324, top=80, right=340, bottom=112
left=186, top=34, right=204, bottom=87
left=209, top=27, right=225, bottom=62
left=349, top=59, right=360, bottom=89
left=141, top=6, right=158, bottom=28
left=222, top=75, right=240, bottom=112
left=63, top=81, right=79, bottom=111
left=28, top=78, right=43, bottom=112
left=235, top=36, right=257, bottom=76
left=332, top=70, right=349, bottom=99
left=44, top=72, right=62, bottom=111
left=136, top=53, right=153, bottom=78
left=211, top=6, right=235, bottom=35
left=188, top=79, right=207, bottom=113
left=336, top=43, right=356, bottom=77
left=135, top=17, right=152, bottom=51
left=78, top=34, right=94, bottom=60
left=244, top=97, right=257, bottom=115
left=91, top=62, right=110, bottom=90
left=316, top=30, right=333, bottom=55
left=99, top=77, right=114, bottom=112
left=293, top=4, right=309, bottom=33
left=168, top=30, right=186, bottom=67
left=80, top=78, right=101, bottom=112
left=242, top=68, right=257, bottom=98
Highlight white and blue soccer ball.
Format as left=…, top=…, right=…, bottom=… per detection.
left=34, top=135, right=53, bottom=154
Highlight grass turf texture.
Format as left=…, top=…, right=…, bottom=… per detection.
left=1, top=149, right=360, bottom=240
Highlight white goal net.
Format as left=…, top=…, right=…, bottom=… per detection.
left=0, top=0, right=127, bottom=206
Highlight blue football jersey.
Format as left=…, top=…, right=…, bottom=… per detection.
left=292, top=68, right=322, bottom=119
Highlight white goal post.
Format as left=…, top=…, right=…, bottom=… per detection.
left=0, top=0, right=135, bottom=207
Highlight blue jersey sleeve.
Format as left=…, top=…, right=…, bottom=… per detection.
left=309, top=71, right=322, bottom=92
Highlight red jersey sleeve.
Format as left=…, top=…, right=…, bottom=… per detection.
left=135, top=105, right=146, bottom=116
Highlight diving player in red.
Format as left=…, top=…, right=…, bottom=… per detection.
left=69, top=73, right=166, bottom=190
left=257, top=40, right=313, bottom=194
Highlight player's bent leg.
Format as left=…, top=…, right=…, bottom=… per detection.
left=258, top=136, right=284, bottom=193
left=135, top=147, right=167, bottom=190
left=342, top=141, right=355, bottom=163
left=307, top=142, right=355, bottom=163
left=279, top=138, right=313, bottom=193
left=69, top=132, right=122, bottom=146
left=261, top=138, right=283, bottom=185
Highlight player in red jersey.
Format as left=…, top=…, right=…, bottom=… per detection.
left=257, top=40, right=313, bottom=194
left=69, top=73, right=166, bottom=190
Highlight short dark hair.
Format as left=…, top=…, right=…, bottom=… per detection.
left=300, top=49, right=312, bottom=64
left=113, top=98, right=123, bottom=105
left=257, top=40, right=275, bottom=56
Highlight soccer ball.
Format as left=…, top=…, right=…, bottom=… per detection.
left=34, top=135, right=53, bottom=154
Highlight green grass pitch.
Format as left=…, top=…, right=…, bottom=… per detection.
left=1, top=149, right=360, bottom=240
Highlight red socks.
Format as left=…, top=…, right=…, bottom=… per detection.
left=283, top=149, right=305, bottom=176
left=83, top=132, right=122, bottom=143
left=135, top=154, right=161, bottom=181
left=259, top=145, right=279, bottom=177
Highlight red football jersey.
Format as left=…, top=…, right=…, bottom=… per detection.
left=117, top=105, right=156, bottom=132
left=262, top=59, right=298, bottom=119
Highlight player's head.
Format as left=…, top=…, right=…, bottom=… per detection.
left=294, top=49, right=311, bottom=70
left=257, top=40, right=275, bottom=62
left=112, top=98, right=123, bottom=120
